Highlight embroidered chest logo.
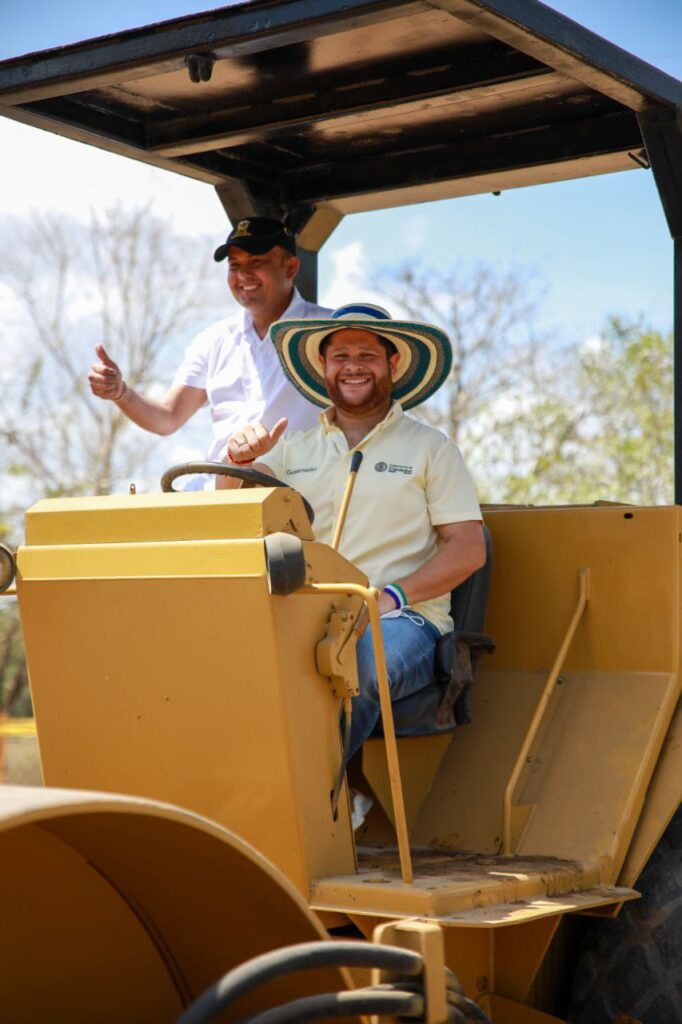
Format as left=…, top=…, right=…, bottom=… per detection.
left=374, top=461, right=412, bottom=475
left=286, top=466, right=317, bottom=475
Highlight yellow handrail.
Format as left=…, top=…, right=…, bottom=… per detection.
left=302, top=582, right=413, bottom=884
left=502, top=568, right=591, bottom=855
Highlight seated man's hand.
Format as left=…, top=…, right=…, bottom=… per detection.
left=226, top=417, right=287, bottom=465
left=354, top=588, right=404, bottom=638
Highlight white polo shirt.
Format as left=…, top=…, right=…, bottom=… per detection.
left=261, top=402, right=482, bottom=634
left=173, top=288, right=331, bottom=462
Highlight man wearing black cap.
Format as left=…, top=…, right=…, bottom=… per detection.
left=87, top=218, right=330, bottom=467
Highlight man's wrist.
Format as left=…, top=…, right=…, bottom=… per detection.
left=383, top=583, right=408, bottom=610
left=113, top=380, right=128, bottom=403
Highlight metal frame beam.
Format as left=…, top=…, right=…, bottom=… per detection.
left=677, top=239, right=682, bottom=506
left=638, top=109, right=682, bottom=237
left=23, top=96, right=145, bottom=148
left=430, top=0, right=682, bottom=112
left=638, top=108, right=682, bottom=503
left=0, top=0, right=421, bottom=105
left=277, top=109, right=640, bottom=204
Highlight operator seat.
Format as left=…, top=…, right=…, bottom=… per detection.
left=372, top=524, right=495, bottom=738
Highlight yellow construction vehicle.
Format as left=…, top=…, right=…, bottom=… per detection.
left=1, top=2, right=681, bottom=1022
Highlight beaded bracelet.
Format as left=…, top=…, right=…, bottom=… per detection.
left=383, top=583, right=407, bottom=611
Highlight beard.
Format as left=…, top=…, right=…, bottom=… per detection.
left=325, top=373, right=393, bottom=415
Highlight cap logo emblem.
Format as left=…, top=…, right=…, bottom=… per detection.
left=234, top=219, right=251, bottom=237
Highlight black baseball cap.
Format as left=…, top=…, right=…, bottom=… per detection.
left=214, top=217, right=296, bottom=261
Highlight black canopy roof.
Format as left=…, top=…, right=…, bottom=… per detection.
left=1, top=0, right=681, bottom=248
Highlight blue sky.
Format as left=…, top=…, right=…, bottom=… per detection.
left=1, top=0, right=681, bottom=342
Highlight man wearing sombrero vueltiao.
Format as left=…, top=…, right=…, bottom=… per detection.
left=219, top=303, right=486, bottom=760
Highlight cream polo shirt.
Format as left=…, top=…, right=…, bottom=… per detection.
left=173, top=288, right=331, bottom=462
left=260, top=402, right=482, bottom=634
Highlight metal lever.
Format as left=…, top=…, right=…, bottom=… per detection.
left=331, top=450, right=363, bottom=551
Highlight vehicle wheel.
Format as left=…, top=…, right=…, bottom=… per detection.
left=569, top=805, right=682, bottom=1023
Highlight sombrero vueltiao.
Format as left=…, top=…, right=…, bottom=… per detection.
left=270, top=303, right=452, bottom=410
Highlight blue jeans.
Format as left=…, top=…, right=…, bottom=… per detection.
left=349, top=613, right=441, bottom=761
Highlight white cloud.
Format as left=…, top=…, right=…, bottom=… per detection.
left=581, top=333, right=604, bottom=354
left=320, top=241, right=366, bottom=309
left=320, top=240, right=393, bottom=312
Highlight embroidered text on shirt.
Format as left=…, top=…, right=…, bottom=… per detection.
left=375, top=461, right=413, bottom=475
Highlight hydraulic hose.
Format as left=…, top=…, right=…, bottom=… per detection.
left=239, top=987, right=423, bottom=1023
left=395, top=979, right=493, bottom=1024
left=177, top=941, right=423, bottom=1024
left=240, top=987, right=476, bottom=1024
left=448, top=992, right=493, bottom=1023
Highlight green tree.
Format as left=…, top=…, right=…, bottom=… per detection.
left=373, top=263, right=671, bottom=505
left=469, top=317, right=673, bottom=505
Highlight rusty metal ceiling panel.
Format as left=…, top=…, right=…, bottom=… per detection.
left=0, top=0, right=680, bottom=214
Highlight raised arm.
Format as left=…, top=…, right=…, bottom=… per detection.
left=88, top=345, right=206, bottom=436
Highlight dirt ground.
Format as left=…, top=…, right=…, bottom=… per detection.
left=1, top=736, right=42, bottom=785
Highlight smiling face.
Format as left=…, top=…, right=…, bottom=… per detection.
left=320, top=328, right=400, bottom=416
left=227, top=245, right=299, bottom=320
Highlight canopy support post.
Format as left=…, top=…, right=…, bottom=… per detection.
left=638, top=109, right=682, bottom=503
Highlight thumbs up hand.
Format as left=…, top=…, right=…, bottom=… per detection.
left=88, top=345, right=127, bottom=401
left=226, top=417, right=288, bottom=464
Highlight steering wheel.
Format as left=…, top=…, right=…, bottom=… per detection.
left=160, top=461, right=314, bottom=525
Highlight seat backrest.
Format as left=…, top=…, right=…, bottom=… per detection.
left=447, top=522, right=493, bottom=727
left=450, top=523, right=493, bottom=632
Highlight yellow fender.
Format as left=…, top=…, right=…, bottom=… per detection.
left=0, top=785, right=355, bottom=1024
